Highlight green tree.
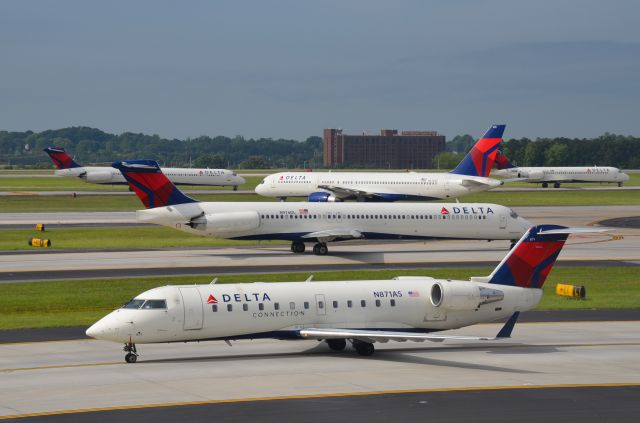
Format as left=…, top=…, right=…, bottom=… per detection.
left=544, top=143, right=568, bottom=166
left=432, top=152, right=464, bottom=169
left=194, top=154, right=227, bottom=169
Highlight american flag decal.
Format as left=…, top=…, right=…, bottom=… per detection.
left=299, top=208, right=309, bottom=215
left=408, top=291, right=420, bottom=297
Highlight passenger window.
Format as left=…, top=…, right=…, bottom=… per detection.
left=304, top=301, right=309, bottom=309
left=361, top=300, right=366, bottom=307
left=318, top=301, right=324, bottom=309
left=375, top=299, right=381, bottom=307
left=274, top=302, right=280, bottom=310
left=390, top=299, right=396, bottom=307
left=227, top=304, right=233, bottom=312
left=243, top=304, right=248, bottom=311
left=259, top=303, right=264, bottom=311
left=289, top=302, right=295, bottom=310
left=212, top=304, right=218, bottom=312
left=347, top=300, right=353, bottom=308
left=123, top=299, right=145, bottom=309
left=333, top=300, right=338, bottom=308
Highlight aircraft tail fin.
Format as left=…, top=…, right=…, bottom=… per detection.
left=112, top=160, right=198, bottom=209
left=43, top=147, right=82, bottom=169
left=494, top=150, right=515, bottom=170
left=486, top=224, right=572, bottom=288
left=450, top=124, right=505, bottom=177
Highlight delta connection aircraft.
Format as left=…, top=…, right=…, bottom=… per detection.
left=254, top=124, right=506, bottom=202
left=86, top=224, right=593, bottom=362
left=112, top=160, right=530, bottom=255
left=493, top=151, right=629, bottom=188
left=43, top=147, right=245, bottom=188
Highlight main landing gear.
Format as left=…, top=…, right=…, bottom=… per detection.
left=541, top=182, right=548, bottom=188
left=326, top=339, right=347, bottom=351
left=124, top=341, right=138, bottom=363
left=352, top=340, right=375, bottom=356
left=553, top=182, right=561, bottom=188
left=290, top=242, right=329, bottom=255
left=233, top=185, right=238, bottom=191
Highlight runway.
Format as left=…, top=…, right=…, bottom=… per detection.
left=1, top=321, right=638, bottom=419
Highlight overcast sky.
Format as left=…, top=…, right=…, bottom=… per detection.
left=1, top=0, right=638, bottom=140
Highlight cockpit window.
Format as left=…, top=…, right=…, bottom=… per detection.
left=123, top=299, right=145, bottom=309
left=259, top=179, right=266, bottom=185
left=509, top=209, right=519, bottom=219
left=141, top=300, right=167, bottom=309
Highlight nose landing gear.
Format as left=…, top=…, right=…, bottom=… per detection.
left=123, top=341, right=138, bottom=363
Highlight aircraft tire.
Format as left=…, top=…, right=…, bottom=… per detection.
left=233, top=185, right=238, bottom=191
left=291, top=242, right=306, bottom=254
left=313, top=243, right=328, bottom=256
left=125, top=353, right=137, bottom=363
left=554, top=182, right=560, bottom=188
left=353, top=341, right=375, bottom=356
left=618, top=182, right=623, bottom=187
left=542, top=182, right=548, bottom=188
left=327, top=339, right=347, bottom=351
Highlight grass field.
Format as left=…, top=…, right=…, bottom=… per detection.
left=0, top=227, right=282, bottom=250
left=0, top=267, right=637, bottom=330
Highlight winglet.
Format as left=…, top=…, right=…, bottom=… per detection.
left=496, top=312, right=519, bottom=338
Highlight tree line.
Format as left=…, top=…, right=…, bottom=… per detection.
left=1, top=127, right=638, bottom=169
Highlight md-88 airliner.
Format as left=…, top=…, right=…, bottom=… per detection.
left=113, top=160, right=530, bottom=255
left=255, top=124, right=506, bottom=202
left=87, top=224, right=595, bottom=362
left=43, top=147, right=245, bottom=188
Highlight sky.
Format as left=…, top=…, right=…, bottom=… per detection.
left=1, top=0, right=639, bottom=141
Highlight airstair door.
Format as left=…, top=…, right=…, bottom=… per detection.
left=499, top=214, right=508, bottom=229
left=179, top=287, right=204, bottom=330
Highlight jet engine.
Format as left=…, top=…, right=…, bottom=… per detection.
left=308, top=191, right=339, bottom=202
left=186, top=211, right=260, bottom=236
left=83, top=170, right=114, bottom=184
left=430, top=281, right=504, bottom=310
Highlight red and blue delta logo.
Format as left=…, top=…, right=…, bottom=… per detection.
left=207, top=294, right=218, bottom=304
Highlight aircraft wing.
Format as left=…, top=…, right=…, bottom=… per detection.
left=299, top=312, right=520, bottom=343
left=299, top=328, right=491, bottom=343
left=317, top=185, right=377, bottom=200
left=302, top=229, right=363, bottom=242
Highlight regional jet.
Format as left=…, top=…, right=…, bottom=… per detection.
left=43, top=147, right=245, bottom=188
left=113, top=160, right=530, bottom=255
left=86, top=224, right=592, bottom=362
left=493, top=151, right=629, bottom=188
left=254, top=124, right=506, bottom=202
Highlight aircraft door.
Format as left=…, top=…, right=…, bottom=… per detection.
left=270, top=176, right=276, bottom=189
left=179, top=287, right=204, bottom=330
left=315, top=294, right=326, bottom=316
left=499, top=214, right=507, bottom=229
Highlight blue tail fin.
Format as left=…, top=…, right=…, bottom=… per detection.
left=43, top=147, right=82, bottom=169
left=112, top=160, right=198, bottom=209
left=450, top=124, right=505, bottom=177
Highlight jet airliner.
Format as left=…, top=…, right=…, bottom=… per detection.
left=493, top=151, right=629, bottom=188
left=43, top=147, right=245, bottom=188
left=86, top=224, right=593, bottom=362
left=255, top=124, right=506, bottom=202
left=113, top=160, right=530, bottom=255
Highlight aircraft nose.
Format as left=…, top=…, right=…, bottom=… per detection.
left=86, top=320, right=104, bottom=339
left=254, top=182, right=265, bottom=195
left=236, top=175, right=246, bottom=185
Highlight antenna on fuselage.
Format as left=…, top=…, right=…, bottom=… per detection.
left=210, top=277, right=218, bottom=285
left=305, top=275, right=314, bottom=283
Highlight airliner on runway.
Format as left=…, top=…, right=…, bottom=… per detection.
left=87, top=224, right=591, bottom=362
left=254, top=124, right=506, bottom=202
left=493, top=151, right=629, bottom=188
left=43, top=147, right=245, bottom=188
left=113, top=160, right=530, bottom=255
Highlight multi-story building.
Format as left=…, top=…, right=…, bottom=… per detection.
left=323, top=128, right=445, bottom=168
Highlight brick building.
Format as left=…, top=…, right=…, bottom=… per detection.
left=323, top=129, right=445, bottom=168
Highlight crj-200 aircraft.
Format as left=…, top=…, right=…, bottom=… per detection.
left=43, top=147, right=245, bottom=188
left=493, top=151, right=629, bottom=188
left=113, top=160, right=530, bottom=255
left=254, top=124, right=506, bottom=202
left=87, top=224, right=595, bottom=363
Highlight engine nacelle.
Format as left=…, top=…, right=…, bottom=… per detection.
left=188, top=211, right=260, bottom=236
left=430, top=281, right=504, bottom=311
left=83, top=170, right=114, bottom=184
left=308, top=191, right=339, bottom=202
left=524, top=170, right=544, bottom=181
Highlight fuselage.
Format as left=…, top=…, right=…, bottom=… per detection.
left=54, top=166, right=245, bottom=187
left=86, top=279, right=543, bottom=344
left=136, top=201, right=530, bottom=242
left=255, top=172, right=503, bottom=200
left=494, top=166, right=629, bottom=184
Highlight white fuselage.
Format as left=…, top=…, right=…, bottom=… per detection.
left=255, top=172, right=502, bottom=200
left=493, top=166, right=629, bottom=185
left=86, top=279, right=543, bottom=344
left=54, top=166, right=245, bottom=187
left=137, top=201, right=530, bottom=242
